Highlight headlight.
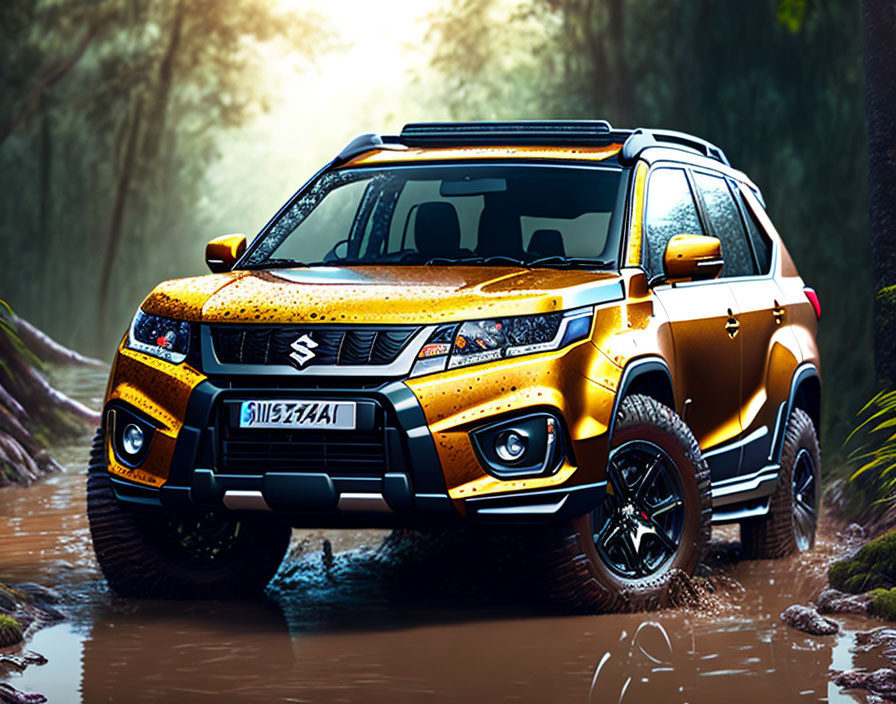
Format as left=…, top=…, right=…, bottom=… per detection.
left=411, top=307, right=593, bottom=376
left=127, top=309, right=192, bottom=363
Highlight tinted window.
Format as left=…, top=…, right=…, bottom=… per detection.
left=643, top=168, right=705, bottom=277
left=244, top=164, right=625, bottom=267
left=734, top=186, right=773, bottom=274
left=692, top=172, right=757, bottom=278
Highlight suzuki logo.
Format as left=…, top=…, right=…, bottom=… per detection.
left=289, top=334, right=318, bottom=368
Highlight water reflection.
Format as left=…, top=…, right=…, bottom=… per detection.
left=0, top=368, right=887, bottom=702
left=58, top=586, right=847, bottom=703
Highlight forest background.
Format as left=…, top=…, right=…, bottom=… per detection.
left=0, top=0, right=876, bottom=472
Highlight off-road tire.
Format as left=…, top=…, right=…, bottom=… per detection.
left=87, top=429, right=292, bottom=598
left=539, top=394, right=712, bottom=613
left=740, top=408, right=820, bottom=558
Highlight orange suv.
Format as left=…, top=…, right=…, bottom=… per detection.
left=88, top=121, right=821, bottom=610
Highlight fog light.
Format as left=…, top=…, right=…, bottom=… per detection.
left=122, top=424, right=145, bottom=456
left=495, top=430, right=528, bottom=462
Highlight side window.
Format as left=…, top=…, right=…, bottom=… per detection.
left=692, top=172, right=757, bottom=278
left=733, top=185, right=773, bottom=274
left=643, top=168, right=705, bottom=277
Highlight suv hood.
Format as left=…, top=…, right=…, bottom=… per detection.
left=141, top=266, right=624, bottom=325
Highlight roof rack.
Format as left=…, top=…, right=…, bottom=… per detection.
left=399, top=121, right=626, bottom=147
left=333, top=121, right=731, bottom=166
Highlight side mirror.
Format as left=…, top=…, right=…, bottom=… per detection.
left=663, top=234, right=723, bottom=282
left=205, top=234, right=246, bottom=273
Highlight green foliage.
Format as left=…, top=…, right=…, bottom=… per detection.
left=877, top=285, right=896, bottom=384
left=848, top=386, right=896, bottom=488
left=869, top=588, right=896, bottom=621
left=0, top=0, right=332, bottom=355
left=828, top=531, right=896, bottom=593
left=0, top=614, right=23, bottom=647
left=427, top=0, right=873, bottom=459
left=776, top=0, right=808, bottom=33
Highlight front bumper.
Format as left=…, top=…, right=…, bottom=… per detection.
left=105, top=377, right=607, bottom=527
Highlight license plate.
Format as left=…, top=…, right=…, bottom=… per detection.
left=238, top=400, right=356, bottom=430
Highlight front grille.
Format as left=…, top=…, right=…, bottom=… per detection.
left=210, top=325, right=420, bottom=367
left=219, top=427, right=387, bottom=477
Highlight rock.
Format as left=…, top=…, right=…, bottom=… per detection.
left=0, top=581, right=64, bottom=632
left=816, top=588, right=873, bottom=615
left=829, top=531, right=896, bottom=594
left=0, top=616, right=22, bottom=648
left=855, top=627, right=896, bottom=662
left=0, top=683, right=46, bottom=704
left=833, top=668, right=896, bottom=700
left=844, top=523, right=867, bottom=541
left=14, top=584, right=60, bottom=606
left=781, top=604, right=839, bottom=635
left=0, top=650, right=47, bottom=673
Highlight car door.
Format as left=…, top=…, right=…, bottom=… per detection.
left=691, top=170, right=781, bottom=476
left=640, top=166, right=743, bottom=480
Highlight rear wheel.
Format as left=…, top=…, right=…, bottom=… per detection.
left=541, top=395, right=712, bottom=612
left=740, top=408, right=820, bottom=558
left=87, top=430, right=292, bottom=598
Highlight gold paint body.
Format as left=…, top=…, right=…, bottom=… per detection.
left=663, top=235, right=723, bottom=282
left=104, top=146, right=819, bottom=514
left=205, top=234, right=247, bottom=272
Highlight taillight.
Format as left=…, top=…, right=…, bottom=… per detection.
left=804, top=287, right=821, bottom=320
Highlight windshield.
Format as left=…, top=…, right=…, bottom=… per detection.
left=241, top=164, right=626, bottom=269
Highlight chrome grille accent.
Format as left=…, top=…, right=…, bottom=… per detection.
left=209, top=325, right=421, bottom=368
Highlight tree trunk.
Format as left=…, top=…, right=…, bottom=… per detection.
left=580, top=0, right=608, bottom=116
left=140, top=0, right=186, bottom=165
left=12, top=315, right=104, bottom=368
left=0, top=16, right=107, bottom=150
left=0, top=305, right=103, bottom=487
left=607, top=0, right=634, bottom=124
left=97, top=96, right=143, bottom=342
left=862, top=0, right=896, bottom=384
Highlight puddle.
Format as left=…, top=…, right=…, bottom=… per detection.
left=0, top=367, right=890, bottom=702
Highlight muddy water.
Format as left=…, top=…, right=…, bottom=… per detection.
left=0, top=367, right=889, bottom=703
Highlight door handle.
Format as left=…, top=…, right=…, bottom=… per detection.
left=725, top=308, right=740, bottom=339
left=772, top=300, right=785, bottom=325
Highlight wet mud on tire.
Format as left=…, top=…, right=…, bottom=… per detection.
left=87, top=430, right=291, bottom=599
left=741, top=408, right=821, bottom=559
left=532, top=394, right=712, bottom=613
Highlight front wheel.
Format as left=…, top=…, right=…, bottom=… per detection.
left=87, top=430, right=292, bottom=599
left=541, top=395, right=712, bottom=612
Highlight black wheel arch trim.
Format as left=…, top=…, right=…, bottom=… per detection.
left=607, top=356, right=675, bottom=439
left=771, top=363, right=821, bottom=465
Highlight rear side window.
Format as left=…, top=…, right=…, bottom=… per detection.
left=643, top=168, right=705, bottom=277
left=733, top=186, right=773, bottom=274
left=692, top=172, right=757, bottom=278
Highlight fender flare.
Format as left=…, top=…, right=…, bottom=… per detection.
left=770, top=362, right=821, bottom=464
left=607, top=356, right=675, bottom=440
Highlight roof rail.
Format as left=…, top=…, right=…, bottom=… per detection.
left=620, top=128, right=730, bottom=166
left=335, top=133, right=384, bottom=164
left=398, top=120, right=627, bottom=146
left=334, top=122, right=731, bottom=167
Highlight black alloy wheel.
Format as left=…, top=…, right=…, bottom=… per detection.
left=791, top=448, right=818, bottom=552
left=535, top=395, right=711, bottom=613
left=740, top=408, right=821, bottom=559
left=593, top=440, right=686, bottom=579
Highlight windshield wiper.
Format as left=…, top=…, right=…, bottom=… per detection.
left=424, top=256, right=530, bottom=267
left=528, top=256, right=614, bottom=270
left=240, top=258, right=309, bottom=270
